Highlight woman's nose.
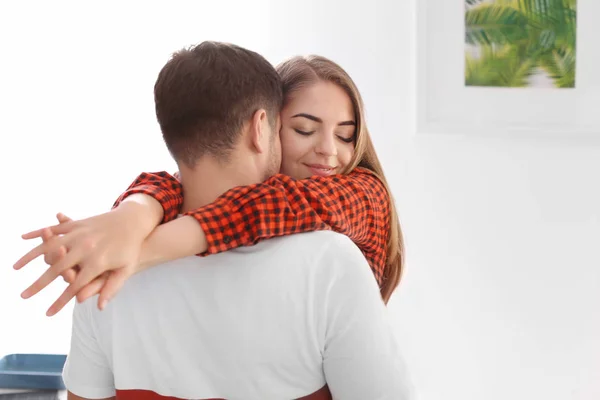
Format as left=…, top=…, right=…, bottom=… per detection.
left=315, top=132, right=338, bottom=156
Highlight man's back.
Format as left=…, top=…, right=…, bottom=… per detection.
left=63, top=231, right=410, bottom=399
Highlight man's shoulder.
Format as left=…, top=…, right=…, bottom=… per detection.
left=275, top=231, right=369, bottom=276
left=279, top=230, right=354, bottom=244
left=225, top=231, right=368, bottom=281
left=275, top=230, right=362, bottom=256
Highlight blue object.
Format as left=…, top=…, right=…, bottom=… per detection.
left=0, top=354, right=66, bottom=390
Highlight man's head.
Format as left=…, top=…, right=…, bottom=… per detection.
left=154, top=41, right=282, bottom=180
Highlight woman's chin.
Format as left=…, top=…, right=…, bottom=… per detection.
left=279, top=166, right=308, bottom=180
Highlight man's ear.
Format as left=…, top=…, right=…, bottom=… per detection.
left=250, top=109, right=268, bottom=154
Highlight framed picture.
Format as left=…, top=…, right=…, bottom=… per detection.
left=416, top=0, right=600, bottom=137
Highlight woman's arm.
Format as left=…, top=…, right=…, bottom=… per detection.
left=137, top=215, right=207, bottom=271
left=120, top=168, right=390, bottom=284
left=113, top=171, right=184, bottom=223
left=17, top=168, right=390, bottom=313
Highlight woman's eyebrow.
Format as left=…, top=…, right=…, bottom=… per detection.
left=292, top=113, right=322, bottom=123
left=292, top=113, right=356, bottom=126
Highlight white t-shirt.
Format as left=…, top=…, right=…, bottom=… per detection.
left=63, top=231, right=411, bottom=400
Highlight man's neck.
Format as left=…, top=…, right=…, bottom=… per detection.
left=178, top=157, right=260, bottom=213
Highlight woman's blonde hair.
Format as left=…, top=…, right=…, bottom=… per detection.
left=275, top=55, right=404, bottom=303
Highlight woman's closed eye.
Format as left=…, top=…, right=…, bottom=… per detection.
left=295, top=128, right=354, bottom=143
left=337, top=135, right=354, bottom=143
left=294, top=128, right=314, bottom=136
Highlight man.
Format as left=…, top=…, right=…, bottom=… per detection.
left=57, top=41, right=410, bottom=399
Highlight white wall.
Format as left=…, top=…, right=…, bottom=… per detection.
left=1, top=1, right=599, bottom=399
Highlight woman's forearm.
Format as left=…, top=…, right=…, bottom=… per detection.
left=118, top=193, right=164, bottom=237
left=137, top=215, right=208, bottom=271
left=114, top=181, right=208, bottom=272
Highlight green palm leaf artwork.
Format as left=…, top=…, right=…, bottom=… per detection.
left=465, top=0, right=577, bottom=88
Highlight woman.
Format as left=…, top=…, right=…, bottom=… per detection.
left=16, top=55, right=405, bottom=314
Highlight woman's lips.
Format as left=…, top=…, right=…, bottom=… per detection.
left=304, top=163, right=336, bottom=177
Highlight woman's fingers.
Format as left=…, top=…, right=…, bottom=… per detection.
left=56, top=213, right=73, bottom=223
left=46, top=260, right=105, bottom=316
left=21, top=213, right=74, bottom=239
left=98, top=269, right=131, bottom=310
left=76, top=273, right=110, bottom=304
left=13, top=235, right=66, bottom=270
left=20, top=246, right=83, bottom=299
left=61, top=267, right=78, bottom=284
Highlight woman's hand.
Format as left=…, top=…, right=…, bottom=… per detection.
left=44, top=213, right=77, bottom=284
left=42, top=213, right=111, bottom=311
left=72, top=215, right=210, bottom=311
left=14, top=197, right=161, bottom=316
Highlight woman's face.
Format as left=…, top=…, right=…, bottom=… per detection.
left=279, top=81, right=356, bottom=179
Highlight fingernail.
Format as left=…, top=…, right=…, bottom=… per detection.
left=99, top=300, right=107, bottom=310
left=21, top=290, right=30, bottom=299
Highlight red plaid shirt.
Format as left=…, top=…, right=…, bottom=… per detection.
left=113, top=167, right=390, bottom=285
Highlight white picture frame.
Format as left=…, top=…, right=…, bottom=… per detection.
left=415, top=0, right=600, bottom=137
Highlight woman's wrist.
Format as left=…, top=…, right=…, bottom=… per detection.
left=136, top=215, right=209, bottom=273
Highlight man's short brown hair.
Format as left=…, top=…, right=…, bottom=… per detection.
left=154, top=41, right=283, bottom=166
